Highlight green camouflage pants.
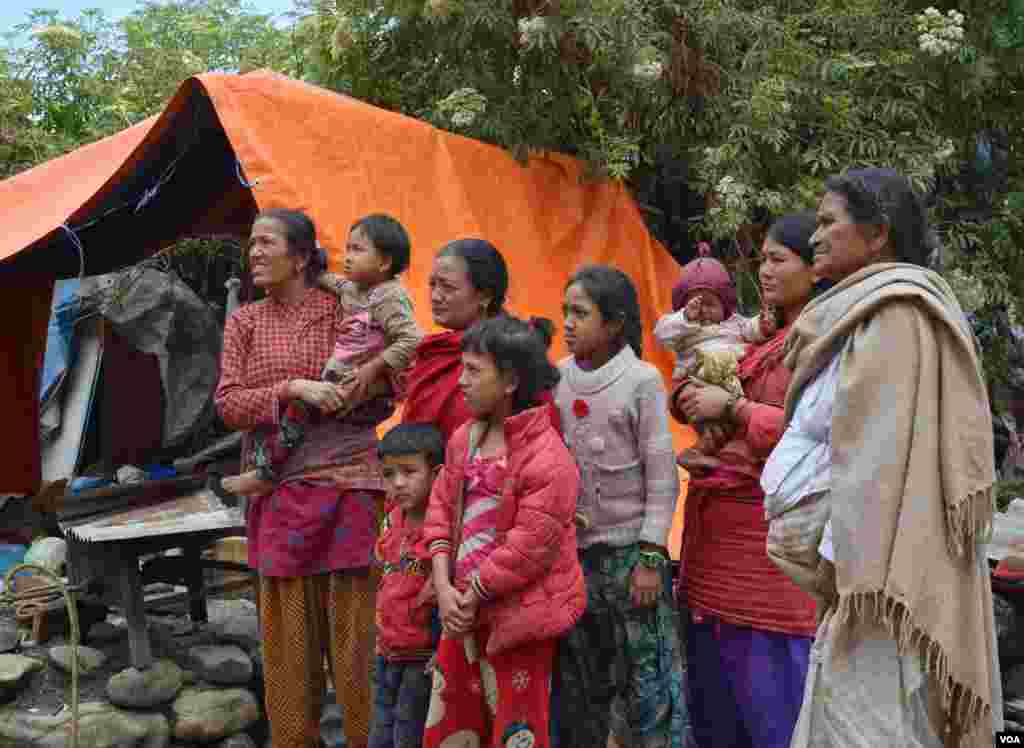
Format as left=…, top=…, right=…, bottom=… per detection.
left=555, top=543, right=691, bottom=748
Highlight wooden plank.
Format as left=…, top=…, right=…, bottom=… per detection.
left=184, top=544, right=208, bottom=624
left=118, top=561, right=152, bottom=670
left=56, top=475, right=206, bottom=522
left=66, top=505, right=243, bottom=543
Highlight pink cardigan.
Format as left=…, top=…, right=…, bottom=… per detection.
left=422, top=404, right=586, bottom=655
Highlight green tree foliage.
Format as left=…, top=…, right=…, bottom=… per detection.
left=0, top=0, right=298, bottom=178
left=1, top=0, right=1021, bottom=383
left=292, top=1, right=1018, bottom=208
left=295, top=0, right=1022, bottom=375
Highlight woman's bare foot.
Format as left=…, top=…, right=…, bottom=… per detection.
left=220, top=470, right=274, bottom=497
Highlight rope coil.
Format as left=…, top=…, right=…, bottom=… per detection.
left=1, top=564, right=81, bottom=748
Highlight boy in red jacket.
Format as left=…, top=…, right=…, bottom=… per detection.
left=371, top=423, right=445, bottom=748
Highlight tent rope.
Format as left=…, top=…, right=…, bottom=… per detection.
left=1, top=563, right=81, bottom=748
left=59, top=224, right=86, bottom=281
left=236, top=159, right=260, bottom=188
left=134, top=160, right=181, bottom=214
left=133, top=184, right=161, bottom=214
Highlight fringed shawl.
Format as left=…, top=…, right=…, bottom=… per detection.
left=783, top=263, right=998, bottom=746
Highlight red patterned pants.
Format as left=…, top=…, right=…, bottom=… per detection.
left=423, top=625, right=554, bottom=748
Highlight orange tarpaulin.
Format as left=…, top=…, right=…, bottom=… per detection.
left=0, top=70, right=693, bottom=555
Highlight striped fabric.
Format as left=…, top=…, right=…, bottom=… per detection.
left=453, top=454, right=506, bottom=583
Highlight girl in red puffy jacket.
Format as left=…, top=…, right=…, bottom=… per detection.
left=421, top=313, right=586, bottom=748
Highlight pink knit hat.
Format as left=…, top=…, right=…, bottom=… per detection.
left=670, top=255, right=737, bottom=316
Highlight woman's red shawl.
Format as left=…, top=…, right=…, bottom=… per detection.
left=403, top=330, right=561, bottom=441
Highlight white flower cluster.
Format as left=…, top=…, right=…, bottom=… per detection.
left=517, top=16, right=549, bottom=46
left=715, top=175, right=751, bottom=210
left=31, top=24, right=83, bottom=44
left=632, top=61, right=664, bottom=82
left=915, top=7, right=965, bottom=56
left=437, top=87, right=488, bottom=128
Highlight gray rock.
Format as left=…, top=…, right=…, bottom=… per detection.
left=206, top=599, right=258, bottom=628
left=144, top=583, right=176, bottom=596
left=172, top=687, right=260, bottom=743
left=217, top=734, right=257, bottom=748
left=150, top=617, right=198, bottom=640
left=23, top=537, right=67, bottom=575
left=0, top=654, right=43, bottom=700
left=49, top=644, right=106, bottom=676
left=0, top=621, right=18, bottom=654
left=189, top=644, right=253, bottom=685
left=214, top=612, right=260, bottom=651
left=0, top=701, right=169, bottom=748
left=88, top=621, right=126, bottom=644
left=107, top=660, right=184, bottom=709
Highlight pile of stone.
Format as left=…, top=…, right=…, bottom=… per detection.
left=0, top=598, right=272, bottom=748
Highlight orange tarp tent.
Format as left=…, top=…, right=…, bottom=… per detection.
left=0, top=70, right=694, bottom=557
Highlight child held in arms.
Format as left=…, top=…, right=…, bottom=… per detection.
left=222, top=214, right=423, bottom=497
left=654, top=243, right=776, bottom=472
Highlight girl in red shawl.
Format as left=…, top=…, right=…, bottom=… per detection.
left=670, top=213, right=820, bottom=748
left=403, top=239, right=559, bottom=438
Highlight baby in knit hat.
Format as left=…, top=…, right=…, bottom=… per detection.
left=655, top=247, right=775, bottom=463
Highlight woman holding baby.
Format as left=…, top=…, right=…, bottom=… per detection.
left=669, top=212, right=819, bottom=748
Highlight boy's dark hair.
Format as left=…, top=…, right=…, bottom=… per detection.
left=461, top=314, right=559, bottom=415
left=378, top=422, right=445, bottom=468
left=257, top=208, right=326, bottom=286
left=437, top=238, right=509, bottom=317
left=351, top=214, right=411, bottom=277
left=566, top=265, right=644, bottom=358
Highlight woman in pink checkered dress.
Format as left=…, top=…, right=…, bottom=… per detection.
left=215, top=209, right=392, bottom=748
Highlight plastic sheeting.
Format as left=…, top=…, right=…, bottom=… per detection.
left=39, top=279, right=81, bottom=441
left=78, top=267, right=221, bottom=450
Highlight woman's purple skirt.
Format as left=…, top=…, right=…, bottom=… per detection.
left=685, top=613, right=811, bottom=748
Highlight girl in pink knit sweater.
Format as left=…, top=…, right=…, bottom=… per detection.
left=554, top=265, right=689, bottom=748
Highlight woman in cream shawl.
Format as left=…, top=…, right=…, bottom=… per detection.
left=763, top=168, right=1002, bottom=747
